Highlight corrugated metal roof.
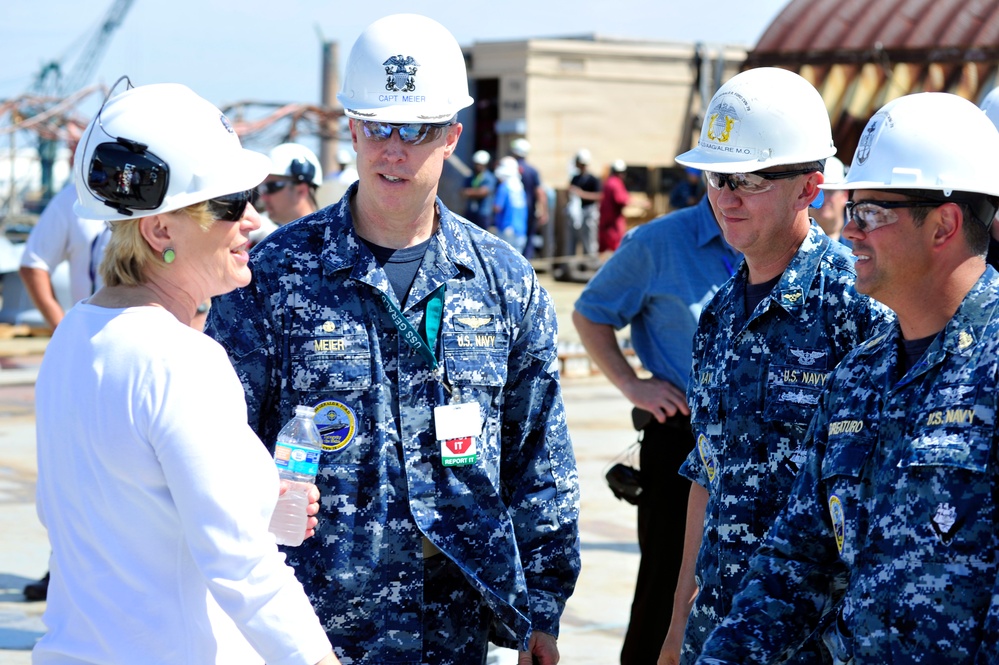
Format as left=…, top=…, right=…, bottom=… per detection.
left=745, top=0, right=999, bottom=161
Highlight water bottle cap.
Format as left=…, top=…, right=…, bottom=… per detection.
left=294, top=405, right=316, bottom=419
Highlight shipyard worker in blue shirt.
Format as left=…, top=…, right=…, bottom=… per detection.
left=658, top=67, right=892, bottom=665
left=573, top=193, right=739, bottom=665
left=205, top=13, right=580, bottom=665
left=695, top=92, right=999, bottom=665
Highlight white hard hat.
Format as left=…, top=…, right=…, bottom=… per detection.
left=336, top=148, right=354, bottom=165
left=677, top=67, right=835, bottom=173
left=268, top=143, right=323, bottom=187
left=575, top=148, right=591, bottom=165
left=611, top=159, right=627, bottom=173
left=472, top=149, right=490, bottom=165
left=822, top=155, right=846, bottom=184
left=337, top=14, right=473, bottom=123
left=981, top=87, right=999, bottom=129
left=510, top=138, right=530, bottom=157
left=74, top=83, right=269, bottom=222
left=822, top=92, right=999, bottom=198
left=495, top=156, right=520, bottom=181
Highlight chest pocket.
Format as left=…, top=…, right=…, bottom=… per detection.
left=441, top=312, right=509, bottom=387
left=765, top=347, right=831, bottom=426
left=903, top=390, right=989, bottom=473
left=290, top=327, right=372, bottom=392
left=441, top=330, right=509, bottom=386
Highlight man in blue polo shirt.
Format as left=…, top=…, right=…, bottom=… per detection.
left=573, top=193, right=739, bottom=665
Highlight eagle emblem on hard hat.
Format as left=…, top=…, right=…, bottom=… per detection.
left=384, top=55, right=419, bottom=92
left=706, top=103, right=738, bottom=143
left=856, top=121, right=878, bottom=164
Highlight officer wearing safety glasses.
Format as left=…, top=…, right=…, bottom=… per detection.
left=207, top=13, right=580, bottom=665
left=657, top=67, right=892, bottom=665
left=695, top=91, right=999, bottom=665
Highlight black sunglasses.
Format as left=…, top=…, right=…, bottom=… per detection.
left=259, top=180, right=292, bottom=195
left=359, top=120, right=454, bottom=145
left=207, top=189, right=255, bottom=222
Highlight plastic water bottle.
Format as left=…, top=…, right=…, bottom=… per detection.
left=268, top=405, right=323, bottom=547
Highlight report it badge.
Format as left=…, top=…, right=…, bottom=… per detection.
left=434, top=402, right=482, bottom=467
left=312, top=400, right=357, bottom=452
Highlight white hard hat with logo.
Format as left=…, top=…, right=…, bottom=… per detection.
left=822, top=92, right=999, bottom=198
left=74, top=82, right=269, bottom=222
left=337, top=13, right=473, bottom=123
left=268, top=143, right=323, bottom=187
left=981, top=86, right=999, bottom=129
left=676, top=67, right=835, bottom=173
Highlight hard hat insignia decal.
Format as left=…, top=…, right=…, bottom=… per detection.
left=706, top=102, right=739, bottom=144
left=219, top=113, right=234, bottom=134
left=856, top=122, right=877, bottom=165
left=384, top=54, right=419, bottom=93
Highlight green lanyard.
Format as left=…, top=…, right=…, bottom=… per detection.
left=378, top=285, right=445, bottom=369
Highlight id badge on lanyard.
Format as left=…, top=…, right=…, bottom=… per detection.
left=378, top=284, right=481, bottom=467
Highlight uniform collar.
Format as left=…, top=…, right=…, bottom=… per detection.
left=321, top=184, right=476, bottom=307
left=763, top=222, right=830, bottom=317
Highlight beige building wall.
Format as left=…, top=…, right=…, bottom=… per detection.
left=466, top=37, right=747, bottom=191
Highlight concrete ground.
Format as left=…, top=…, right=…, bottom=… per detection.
left=0, top=272, right=646, bottom=664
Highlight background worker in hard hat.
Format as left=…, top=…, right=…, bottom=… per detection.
left=461, top=149, right=496, bottom=230
left=509, top=137, right=548, bottom=257
left=560, top=148, right=602, bottom=276
left=257, top=142, right=323, bottom=227
left=573, top=188, right=739, bottom=664
left=657, top=67, right=891, bottom=665
left=206, top=13, right=580, bottom=665
left=810, top=156, right=850, bottom=245
left=334, top=147, right=359, bottom=186
left=693, top=91, right=999, bottom=665
left=33, top=79, right=338, bottom=665
left=493, top=155, right=529, bottom=253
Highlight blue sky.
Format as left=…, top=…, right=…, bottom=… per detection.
left=3, top=0, right=791, bottom=111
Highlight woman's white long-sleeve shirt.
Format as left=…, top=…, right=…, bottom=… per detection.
left=33, top=303, right=332, bottom=664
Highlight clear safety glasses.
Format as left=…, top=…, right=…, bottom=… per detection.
left=358, top=120, right=454, bottom=146
left=845, top=200, right=943, bottom=233
left=704, top=167, right=818, bottom=195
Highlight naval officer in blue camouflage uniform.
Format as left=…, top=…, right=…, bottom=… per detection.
left=658, top=68, right=892, bottom=665
left=694, top=92, right=999, bottom=665
left=206, top=14, right=580, bottom=665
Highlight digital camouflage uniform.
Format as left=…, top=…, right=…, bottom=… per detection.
left=698, top=267, right=999, bottom=665
left=206, top=186, right=580, bottom=664
left=679, top=223, right=892, bottom=663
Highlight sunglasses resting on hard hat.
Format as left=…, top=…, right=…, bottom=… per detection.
left=358, top=120, right=455, bottom=145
